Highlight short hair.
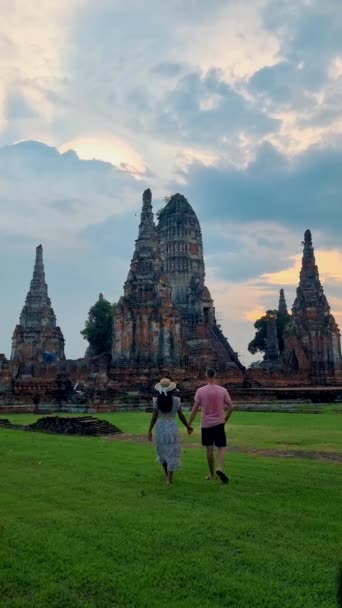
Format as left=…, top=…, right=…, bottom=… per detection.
left=206, top=368, right=216, bottom=378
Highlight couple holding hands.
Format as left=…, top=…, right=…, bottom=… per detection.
left=148, top=368, right=234, bottom=485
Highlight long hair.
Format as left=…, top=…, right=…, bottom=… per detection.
left=156, top=390, right=174, bottom=413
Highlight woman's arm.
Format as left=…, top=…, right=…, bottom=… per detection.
left=177, top=407, right=193, bottom=434
left=148, top=409, right=158, bottom=440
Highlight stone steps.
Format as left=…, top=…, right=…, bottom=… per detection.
left=29, top=416, right=122, bottom=436
left=0, top=418, right=10, bottom=426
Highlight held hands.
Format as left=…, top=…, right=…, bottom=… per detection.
left=147, top=431, right=153, bottom=441
left=187, top=425, right=193, bottom=435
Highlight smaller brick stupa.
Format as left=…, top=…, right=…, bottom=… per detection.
left=278, top=288, right=288, bottom=317
left=283, top=229, right=342, bottom=383
left=11, top=245, right=65, bottom=364
left=261, top=312, right=281, bottom=369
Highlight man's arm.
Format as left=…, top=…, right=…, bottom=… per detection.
left=188, top=400, right=200, bottom=427
left=177, top=407, right=193, bottom=434
left=224, top=391, right=234, bottom=423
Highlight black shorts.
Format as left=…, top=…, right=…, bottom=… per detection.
left=201, top=424, right=227, bottom=448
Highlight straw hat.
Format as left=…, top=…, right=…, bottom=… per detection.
left=154, top=377, right=176, bottom=394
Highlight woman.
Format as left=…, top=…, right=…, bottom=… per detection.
left=148, top=378, right=192, bottom=484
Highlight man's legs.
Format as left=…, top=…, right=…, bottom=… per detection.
left=215, top=425, right=229, bottom=484
left=206, top=446, right=215, bottom=479
left=216, top=447, right=226, bottom=472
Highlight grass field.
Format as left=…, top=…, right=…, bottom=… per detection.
left=1, top=411, right=341, bottom=608
left=5, top=408, right=342, bottom=453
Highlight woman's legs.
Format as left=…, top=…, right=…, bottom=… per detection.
left=161, top=462, right=168, bottom=477
left=166, top=471, right=174, bottom=484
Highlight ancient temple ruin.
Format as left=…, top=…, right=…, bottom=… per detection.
left=158, top=193, right=243, bottom=370
left=261, top=312, right=281, bottom=369
left=11, top=245, right=65, bottom=365
left=283, top=230, right=342, bottom=383
left=112, top=189, right=182, bottom=367
left=113, top=190, right=243, bottom=371
left=3, top=221, right=342, bottom=408
left=278, top=289, right=288, bottom=317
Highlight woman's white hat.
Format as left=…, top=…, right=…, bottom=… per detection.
left=154, top=377, right=176, bottom=394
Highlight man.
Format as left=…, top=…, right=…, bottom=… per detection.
left=188, top=368, right=233, bottom=484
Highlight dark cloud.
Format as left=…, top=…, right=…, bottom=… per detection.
left=67, top=1, right=280, bottom=150
left=5, top=93, right=38, bottom=120
left=0, top=140, right=148, bottom=255
left=152, top=62, right=184, bottom=77
left=80, top=214, right=139, bottom=260
left=154, top=69, right=279, bottom=145
left=249, top=1, right=342, bottom=112
left=205, top=250, right=293, bottom=283
left=174, top=141, right=342, bottom=238
left=0, top=140, right=144, bottom=188
left=264, top=0, right=342, bottom=63
left=0, top=140, right=161, bottom=357
left=48, top=198, right=82, bottom=214
left=249, top=62, right=315, bottom=109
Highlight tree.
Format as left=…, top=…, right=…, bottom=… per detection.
left=248, top=309, right=290, bottom=355
left=81, top=294, right=117, bottom=357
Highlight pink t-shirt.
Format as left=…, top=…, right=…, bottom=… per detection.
left=194, top=384, right=233, bottom=428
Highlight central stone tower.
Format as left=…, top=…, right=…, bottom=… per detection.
left=157, top=193, right=207, bottom=318
left=157, top=193, right=243, bottom=370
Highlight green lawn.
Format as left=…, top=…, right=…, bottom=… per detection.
left=5, top=409, right=342, bottom=452
left=0, top=411, right=341, bottom=608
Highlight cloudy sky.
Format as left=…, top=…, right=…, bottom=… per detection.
left=0, top=0, right=342, bottom=365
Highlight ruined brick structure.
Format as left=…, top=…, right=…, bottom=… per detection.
left=158, top=193, right=243, bottom=370
left=283, top=230, right=342, bottom=383
left=278, top=288, right=289, bottom=317
left=261, top=312, right=281, bottom=369
left=261, top=289, right=290, bottom=370
left=11, top=245, right=65, bottom=365
left=112, top=189, right=182, bottom=366
left=113, top=190, right=243, bottom=371
left=4, top=217, right=342, bottom=410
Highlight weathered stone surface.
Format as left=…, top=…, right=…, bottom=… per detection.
left=6, top=206, right=342, bottom=403
left=283, top=229, right=342, bottom=383
left=113, top=190, right=243, bottom=372
left=0, top=354, right=11, bottom=387
left=157, top=193, right=244, bottom=371
left=261, top=312, right=281, bottom=369
left=29, top=415, right=122, bottom=436
left=112, top=190, right=182, bottom=367
left=278, top=289, right=288, bottom=316
left=11, top=245, right=65, bottom=365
